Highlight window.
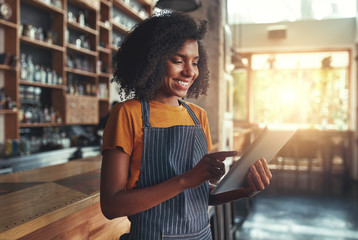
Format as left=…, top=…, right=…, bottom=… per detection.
left=227, top=0, right=356, bottom=24
left=232, top=51, right=350, bottom=130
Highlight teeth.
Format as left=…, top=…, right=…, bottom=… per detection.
left=177, top=81, right=189, bottom=86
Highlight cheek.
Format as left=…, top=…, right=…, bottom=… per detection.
left=194, top=69, right=199, bottom=79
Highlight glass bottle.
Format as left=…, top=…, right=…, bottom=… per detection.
left=78, top=11, right=85, bottom=26
left=52, top=70, right=57, bottom=85
left=46, top=68, right=52, bottom=84
left=0, top=88, right=5, bottom=109
left=41, top=66, right=46, bottom=84
left=44, top=106, right=51, bottom=123
left=27, top=55, right=34, bottom=82
left=34, top=65, right=41, bottom=82
left=78, top=80, right=84, bottom=95
left=50, top=107, right=56, bottom=123
left=20, top=53, right=28, bottom=80
left=74, top=80, right=79, bottom=95
left=25, top=106, right=33, bottom=123
left=34, top=87, right=41, bottom=102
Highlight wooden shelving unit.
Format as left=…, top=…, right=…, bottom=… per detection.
left=0, top=0, right=153, bottom=145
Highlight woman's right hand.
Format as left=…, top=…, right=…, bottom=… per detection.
left=181, top=151, right=237, bottom=189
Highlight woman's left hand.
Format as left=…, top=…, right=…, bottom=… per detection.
left=241, top=158, right=272, bottom=197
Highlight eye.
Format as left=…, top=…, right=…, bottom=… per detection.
left=170, top=58, right=183, bottom=64
left=192, top=62, right=198, bottom=67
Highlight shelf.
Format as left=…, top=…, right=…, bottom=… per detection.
left=66, top=94, right=98, bottom=99
left=98, top=72, right=111, bottom=78
left=111, top=45, right=119, bottom=52
left=20, top=36, right=64, bottom=52
left=100, top=0, right=112, bottom=7
left=0, top=19, right=18, bottom=29
left=137, top=0, right=154, bottom=8
left=112, top=0, right=145, bottom=22
left=0, top=109, right=17, bottom=114
left=111, top=21, right=130, bottom=34
left=19, top=81, right=64, bottom=90
left=20, top=122, right=64, bottom=128
left=65, top=67, right=97, bottom=78
left=98, top=97, right=109, bottom=102
left=67, top=43, right=98, bottom=57
left=68, top=0, right=100, bottom=11
left=98, top=46, right=111, bottom=54
left=0, top=64, right=16, bottom=71
left=21, top=0, right=65, bottom=15
left=67, top=21, right=98, bottom=36
left=99, top=21, right=111, bottom=30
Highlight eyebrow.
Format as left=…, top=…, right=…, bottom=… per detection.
left=175, top=53, right=200, bottom=60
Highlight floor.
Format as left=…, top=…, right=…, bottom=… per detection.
left=234, top=169, right=358, bottom=240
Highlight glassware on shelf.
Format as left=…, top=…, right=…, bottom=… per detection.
left=20, top=53, right=28, bottom=80
left=36, top=27, right=44, bottom=41
left=97, top=60, right=102, bottom=73
left=27, top=55, right=34, bottom=82
left=0, top=88, right=5, bottom=109
left=44, top=106, right=51, bottom=122
left=78, top=11, right=85, bottom=26
left=34, top=65, right=41, bottom=82
left=41, top=66, right=46, bottom=84
left=46, top=67, right=52, bottom=84
left=25, top=106, right=33, bottom=123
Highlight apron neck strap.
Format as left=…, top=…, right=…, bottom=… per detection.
left=141, top=100, right=152, bottom=127
left=178, top=99, right=201, bottom=125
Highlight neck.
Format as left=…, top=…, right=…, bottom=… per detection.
left=152, top=95, right=180, bottom=106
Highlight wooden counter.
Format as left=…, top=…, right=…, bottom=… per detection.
left=0, top=156, right=130, bottom=239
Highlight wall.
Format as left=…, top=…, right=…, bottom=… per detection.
left=188, top=0, right=226, bottom=147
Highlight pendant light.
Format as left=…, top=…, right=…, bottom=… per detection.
left=155, top=0, right=202, bottom=12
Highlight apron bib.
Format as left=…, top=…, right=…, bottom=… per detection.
left=126, top=100, right=212, bottom=240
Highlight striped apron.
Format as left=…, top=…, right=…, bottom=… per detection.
left=124, top=100, right=212, bottom=240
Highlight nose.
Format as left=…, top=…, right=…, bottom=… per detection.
left=182, top=63, right=195, bottom=78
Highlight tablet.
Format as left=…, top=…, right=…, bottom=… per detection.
left=210, top=127, right=297, bottom=195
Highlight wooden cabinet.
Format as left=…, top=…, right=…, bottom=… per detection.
left=65, top=95, right=98, bottom=124
left=0, top=0, right=153, bottom=147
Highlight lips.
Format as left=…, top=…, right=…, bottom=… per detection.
left=174, top=79, right=191, bottom=89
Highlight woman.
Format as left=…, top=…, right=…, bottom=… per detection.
left=100, top=11, right=272, bottom=240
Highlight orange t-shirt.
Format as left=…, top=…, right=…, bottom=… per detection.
left=102, top=99, right=213, bottom=190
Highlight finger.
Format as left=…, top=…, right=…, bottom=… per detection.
left=250, top=166, right=265, bottom=191
left=247, top=172, right=258, bottom=192
left=206, top=151, right=238, bottom=160
left=208, top=159, right=225, bottom=171
left=260, top=158, right=273, bottom=180
left=254, top=159, right=270, bottom=186
left=208, top=168, right=223, bottom=181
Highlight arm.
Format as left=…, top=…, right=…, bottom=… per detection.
left=100, top=149, right=236, bottom=219
left=209, top=158, right=272, bottom=205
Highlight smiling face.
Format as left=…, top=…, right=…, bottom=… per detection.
left=153, top=39, right=199, bottom=106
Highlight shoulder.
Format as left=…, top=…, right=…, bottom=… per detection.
left=107, top=99, right=142, bottom=125
left=184, top=101, right=206, bottom=113
left=183, top=101, right=208, bottom=121
left=111, top=99, right=141, bottom=114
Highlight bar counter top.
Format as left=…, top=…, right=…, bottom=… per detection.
left=0, top=155, right=130, bottom=239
